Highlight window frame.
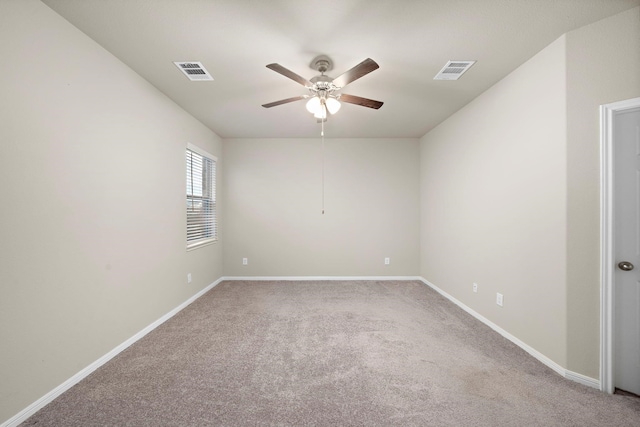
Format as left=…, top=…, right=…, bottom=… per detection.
left=186, top=143, right=218, bottom=250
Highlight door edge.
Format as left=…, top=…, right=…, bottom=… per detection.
left=600, top=97, right=640, bottom=394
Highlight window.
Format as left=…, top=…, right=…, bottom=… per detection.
left=186, top=144, right=217, bottom=249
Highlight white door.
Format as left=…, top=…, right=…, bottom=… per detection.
left=614, top=106, right=640, bottom=395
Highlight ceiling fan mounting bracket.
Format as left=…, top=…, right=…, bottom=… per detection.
left=310, top=55, right=333, bottom=74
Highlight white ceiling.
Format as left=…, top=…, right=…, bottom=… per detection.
left=42, top=0, right=639, bottom=139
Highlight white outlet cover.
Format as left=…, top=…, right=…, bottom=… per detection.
left=496, top=292, right=504, bottom=307
left=187, top=273, right=192, bottom=283
left=242, top=258, right=248, bottom=265
left=473, top=283, right=478, bottom=293
left=384, top=257, right=390, bottom=265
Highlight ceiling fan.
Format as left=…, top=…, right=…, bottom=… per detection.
left=262, top=55, right=383, bottom=120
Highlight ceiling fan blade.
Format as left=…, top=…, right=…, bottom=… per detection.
left=266, top=63, right=311, bottom=86
left=332, top=58, right=379, bottom=88
left=339, top=94, right=384, bottom=110
left=262, top=96, right=307, bottom=108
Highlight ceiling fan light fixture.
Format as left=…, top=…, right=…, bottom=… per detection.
left=314, top=105, right=327, bottom=119
left=306, top=96, right=321, bottom=114
left=326, top=97, right=341, bottom=115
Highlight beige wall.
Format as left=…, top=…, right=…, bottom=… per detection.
left=420, top=36, right=569, bottom=366
left=565, top=7, right=640, bottom=378
left=420, top=6, right=640, bottom=379
left=223, top=138, right=420, bottom=277
left=0, top=1, right=223, bottom=423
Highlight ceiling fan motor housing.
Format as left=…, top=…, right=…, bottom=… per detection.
left=310, top=74, right=334, bottom=87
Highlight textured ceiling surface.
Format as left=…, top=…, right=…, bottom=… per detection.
left=42, top=0, right=639, bottom=138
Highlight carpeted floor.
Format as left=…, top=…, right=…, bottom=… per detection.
left=21, top=280, right=640, bottom=426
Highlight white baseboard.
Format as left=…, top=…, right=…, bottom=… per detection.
left=565, top=370, right=601, bottom=389
left=220, top=276, right=423, bottom=281
left=419, top=277, right=600, bottom=390
left=2, top=277, right=224, bottom=427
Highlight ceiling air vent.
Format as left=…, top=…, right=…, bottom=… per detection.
left=173, top=61, right=213, bottom=81
left=434, top=60, right=476, bottom=80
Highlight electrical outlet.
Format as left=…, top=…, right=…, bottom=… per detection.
left=187, top=273, right=192, bottom=284
left=242, top=258, right=248, bottom=265
left=473, top=283, right=478, bottom=293
left=496, top=292, right=504, bottom=307
left=384, top=257, right=390, bottom=265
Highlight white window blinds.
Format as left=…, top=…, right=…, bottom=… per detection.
left=186, top=145, right=217, bottom=249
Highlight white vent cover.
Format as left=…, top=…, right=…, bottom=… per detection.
left=434, top=60, right=476, bottom=80
left=173, top=61, right=213, bottom=81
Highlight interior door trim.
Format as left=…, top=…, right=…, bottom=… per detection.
left=600, top=97, right=640, bottom=394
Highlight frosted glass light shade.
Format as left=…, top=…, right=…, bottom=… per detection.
left=326, top=98, right=341, bottom=114
left=314, top=105, right=327, bottom=119
left=306, top=97, right=321, bottom=114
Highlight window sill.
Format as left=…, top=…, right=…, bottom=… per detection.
left=187, top=238, right=218, bottom=251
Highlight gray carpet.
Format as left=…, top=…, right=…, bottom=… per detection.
left=21, top=280, right=640, bottom=426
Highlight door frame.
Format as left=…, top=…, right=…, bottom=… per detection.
left=600, top=97, right=640, bottom=394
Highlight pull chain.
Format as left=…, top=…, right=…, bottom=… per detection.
left=321, top=117, right=325, bottom=215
